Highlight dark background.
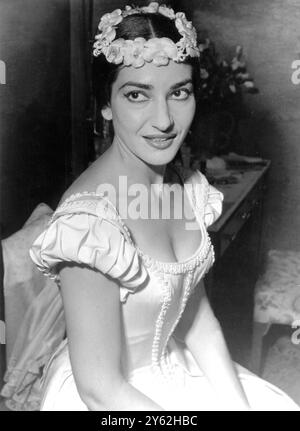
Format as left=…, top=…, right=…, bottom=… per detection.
left=0, top=0, right=71, bottom=237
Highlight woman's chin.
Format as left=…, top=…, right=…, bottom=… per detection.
left=141, top=147, right=181, bottom=166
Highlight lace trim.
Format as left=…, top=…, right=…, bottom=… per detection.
left=137, top=237, right=213, bottom=274
left=48, top=180, right=214, bottom=275
left=136, top=173, right=213, bottom=273
left=50, top=191, right=134, bottom=246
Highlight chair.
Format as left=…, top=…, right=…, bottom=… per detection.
left=251, top=249, right=300, bottom=374
left=2, top=203, right=53, bottom=362
left=0, top=203, right=66, bottom=410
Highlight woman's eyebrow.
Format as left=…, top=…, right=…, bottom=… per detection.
left=170, top=79, right=193, bottom=90
left=118, top=78, right=193, bottom=91
left=119, top=82, right=153, bottom=90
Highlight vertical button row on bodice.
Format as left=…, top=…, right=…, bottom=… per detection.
left=151, top=272, right=173, bottom=373
left=160, top=270, right=195, bottom=378
left=151, top=270, right=195, bottom=379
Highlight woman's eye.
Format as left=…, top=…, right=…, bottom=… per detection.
left=171, top=88, right=192, bottom=100
left=124, top=91, right=148, bottom=102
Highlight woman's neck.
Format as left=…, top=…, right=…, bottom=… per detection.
left=106, top=139, right=168, bottom=187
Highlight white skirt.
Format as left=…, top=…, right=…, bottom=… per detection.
left=40, top=340, right=299, bottom=411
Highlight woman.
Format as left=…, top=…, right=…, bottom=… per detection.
left=30, top=3, right=298, bottom=410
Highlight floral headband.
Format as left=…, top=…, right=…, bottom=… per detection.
left=92, top=2, right=200, bottom=68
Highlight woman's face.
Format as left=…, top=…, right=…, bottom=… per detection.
left=102, top=61, right=196, bottom=166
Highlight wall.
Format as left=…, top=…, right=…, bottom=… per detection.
left=0, top=0, right=71, bottom=237
left=182, top=0, right=300, bottom=253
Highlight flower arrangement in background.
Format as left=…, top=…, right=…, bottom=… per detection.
left=187, top=39, right=259, bottom=161
left=198, top=39, right=258, bottom=109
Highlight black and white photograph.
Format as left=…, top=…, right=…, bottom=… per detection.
left=0, top=0, right=300, bottom=412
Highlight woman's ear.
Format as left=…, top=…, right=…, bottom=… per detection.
left=101, top=105, right=112, bottom=121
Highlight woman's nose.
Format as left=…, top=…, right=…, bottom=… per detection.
left=151, top=98, right=174, bottom=132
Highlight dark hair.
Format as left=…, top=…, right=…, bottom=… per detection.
left=92, top=12, right=201, bottom=110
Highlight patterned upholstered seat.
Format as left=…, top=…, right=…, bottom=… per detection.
left=251, top=250, right=300, bottom=374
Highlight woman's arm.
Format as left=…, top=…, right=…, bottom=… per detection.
left=174, top=280, right=250, bottom=410
left=59, top=264, right=163, bottom=411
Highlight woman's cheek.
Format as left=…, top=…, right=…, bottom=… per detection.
left=174, top=102, right=195, bottom=128
left=186, top=100, right=196, bottom=125
left=119, top=101, right=147, bottom=121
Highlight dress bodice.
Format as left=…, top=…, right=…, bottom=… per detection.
left=30, top=169, right=223, bottom=379
left=24, top=170, right=300, bottom=412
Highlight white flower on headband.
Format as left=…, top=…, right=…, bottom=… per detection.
left=106, top=39, right=124, bottom=65
left=123, top=39, right=146, bottom=68
left=92, top=2, right=200, bottom=67
left=175, top=13, right=197, bottom=42
left=144, top=38, right=178, bottom=66
left=98, top=9, right=122, bottom=31
left=141, top=2, right=160, bottom=14
left=95, top=26, right=116, bottom=46
left=158, top=5, right=175, bottom=20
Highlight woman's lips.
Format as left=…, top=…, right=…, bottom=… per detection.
left=143, top=134, right=177, bottom=149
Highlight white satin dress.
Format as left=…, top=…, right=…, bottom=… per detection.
left=30, top=170, right=299, bottom=411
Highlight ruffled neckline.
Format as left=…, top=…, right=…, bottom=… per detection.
left=54, top=173, right=212, bottom=274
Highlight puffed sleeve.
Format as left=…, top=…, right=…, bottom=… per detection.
left=192, top=170, right=224, bottom=228
left=204, top=183, right=224, bottom=227
left=29, top=211, right=148, bottom=303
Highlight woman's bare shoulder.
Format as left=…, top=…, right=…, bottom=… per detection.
left=59, top=157, right=116, bottom=205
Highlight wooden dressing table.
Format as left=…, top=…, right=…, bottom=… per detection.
left=208, top=161, right=271, bottom=262
left=205, top=161, right=271, bottom=365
